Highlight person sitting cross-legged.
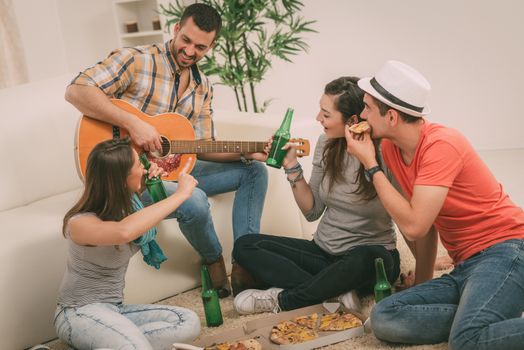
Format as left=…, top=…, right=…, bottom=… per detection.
left=231, top=77, right=401, bottom=315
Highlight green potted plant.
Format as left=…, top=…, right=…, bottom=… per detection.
left=160, top=0, right=316, bottom=112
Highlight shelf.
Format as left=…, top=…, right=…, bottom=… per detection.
left=113, top=0, right=168, bottom=46
left=121, top=30, right=163, bottom=38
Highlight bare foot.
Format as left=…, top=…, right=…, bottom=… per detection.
left=435, top=255, right=454, bottom=270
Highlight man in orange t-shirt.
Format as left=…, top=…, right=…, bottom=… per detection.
left=346, top=60, right=524, bottom=349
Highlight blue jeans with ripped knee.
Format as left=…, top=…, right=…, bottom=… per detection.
left=54, top=303, right=200, bottom=350
left=371, top=238, right=524, bottom=350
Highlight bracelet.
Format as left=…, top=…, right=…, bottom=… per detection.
left=287, top=168, right=304, bottom=188
left=364, top=165, right=382, bottom=182
left=240, top=152, right=252, bottom=165
left=284, top=162, right=302, bottom=174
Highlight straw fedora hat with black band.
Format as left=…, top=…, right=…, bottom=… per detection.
left=358, top=60, right=431, bottom=118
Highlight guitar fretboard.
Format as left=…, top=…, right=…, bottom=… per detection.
left=169, top=141, right=266, bottom=154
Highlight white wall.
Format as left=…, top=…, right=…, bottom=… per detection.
left=12, top=0, right=69, bottom=82
left=11, top=0, right=524, bottom=150
left=12, top=0, right=117, bottom=82
left=56, top=0, right=118, bottom=75
left=213, top=0, right=524, bottom=150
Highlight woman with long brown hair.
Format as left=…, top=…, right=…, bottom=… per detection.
left=232, top=77, right=400, bottom=314
left=54, top=138, right=200, bottom=350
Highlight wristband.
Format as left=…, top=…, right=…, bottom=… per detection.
left=364, top=165, right=382, bottom=182
left=287, top=168, right=304, bottom=188
left=284, top=162, right=302, bottom=174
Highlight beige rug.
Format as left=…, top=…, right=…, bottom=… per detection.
left=45, top=236, right=450, bottom=349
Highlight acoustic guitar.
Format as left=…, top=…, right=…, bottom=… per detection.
left=75, top=99, right=310, bottom=181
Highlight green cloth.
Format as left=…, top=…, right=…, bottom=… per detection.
left=131, top=194, right=167, bottom=269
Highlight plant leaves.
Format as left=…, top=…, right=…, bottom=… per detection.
left=159, top=0, right=316, bottom=112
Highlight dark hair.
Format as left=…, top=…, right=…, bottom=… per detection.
left=180, top=3, right=222, bottom=40
left=322, top=77, right=380, bottom=201
left=62, top=138, right=135, bottom=235
left=372, top=96, right=420, bottom=123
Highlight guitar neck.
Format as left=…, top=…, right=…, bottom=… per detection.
left=170, top=140, right=266, bottom=154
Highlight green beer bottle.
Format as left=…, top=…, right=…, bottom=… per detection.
left=201, top=265, right=223, bottom=327
left=266, top=108, right=294, bottom=168
left=374, top=257, right=392, bottom=303
left=139, top=153, right=168, bottom=202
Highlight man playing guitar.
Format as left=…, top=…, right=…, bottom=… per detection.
left=65, top=3, right=268, bottom=298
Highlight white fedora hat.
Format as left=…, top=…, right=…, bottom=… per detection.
left=358, top=60, right=431, bottom=117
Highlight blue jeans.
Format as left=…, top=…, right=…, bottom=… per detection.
left=54, top=303, right=200, bottom=350
left=140, top=160, right=268, bottom=263
left=371, top=238, right=524, bottom=350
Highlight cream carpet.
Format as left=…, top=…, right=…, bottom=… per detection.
left=45, top=236, right=450, bottom=349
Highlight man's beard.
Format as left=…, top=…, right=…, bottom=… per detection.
left=176, top=49, right=196, bottom=67
left=171, top=37, right=196, bottom=67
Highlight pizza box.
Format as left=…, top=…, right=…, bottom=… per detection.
left=243, top=303, right=365, bottom=349
left=174, top=302, right=364, bottom=350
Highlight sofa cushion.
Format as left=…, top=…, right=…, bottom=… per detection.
left=0, top=190, right=78, bottom=348
left=0, top=76, right=307, bottom=349
left=0, top=74, right=82, bottom=211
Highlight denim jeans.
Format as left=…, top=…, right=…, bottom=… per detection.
left=140, top=160, right=268, bottom=263
left=54, top=303, right=200, bottom=350
left=371, top=238, right=524, bottom=350
left=233, top=234, right=400, bottom=310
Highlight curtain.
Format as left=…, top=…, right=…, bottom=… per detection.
left=0, top=0, right=29, bottom=89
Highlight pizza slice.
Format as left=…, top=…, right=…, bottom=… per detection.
left=270, top=320, right=319, bottom=345
left=293, top=312, right=318, bottom=329
left=235, top=339, right=263, bottom=350
left=319, top=312, right=340, bottom=331
left=204, top=343, right=230, bottom=350
left=319, top=312, right=363, bottom=331
left=348, top=121, right=370, bottom=134
left=204, top=339, right=262, bottom=350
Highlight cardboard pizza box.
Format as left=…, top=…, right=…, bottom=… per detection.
left=177, top=302, right=364, bottom=350
left=244, top=303, right=365, bottom=349
left=189, top=326, right=258, bottom=348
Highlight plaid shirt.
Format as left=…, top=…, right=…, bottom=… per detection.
left=72, top=41, right=215, bottom=140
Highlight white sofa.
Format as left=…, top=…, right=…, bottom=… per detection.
left=0, top=74, right=311, bottom=349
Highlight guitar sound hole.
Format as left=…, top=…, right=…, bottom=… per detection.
left=160, top=136, right=171, bottom=157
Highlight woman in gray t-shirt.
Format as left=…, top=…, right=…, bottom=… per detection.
left=54, top=138, right=200, bottom=350
left=232, top=77, right=400, bottom=314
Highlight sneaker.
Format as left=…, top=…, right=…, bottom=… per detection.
left=338, top=290, right=361, bottom=312
left=234, top=287, right=283, bottom=315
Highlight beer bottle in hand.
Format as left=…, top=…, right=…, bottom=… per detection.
left=374, top=257, right=392, bottom=303
left=201, top=265, right=223, bottom=327
left=266, top=108, right=294, bottom=168
left=139, top=153, right=168, bottom=202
